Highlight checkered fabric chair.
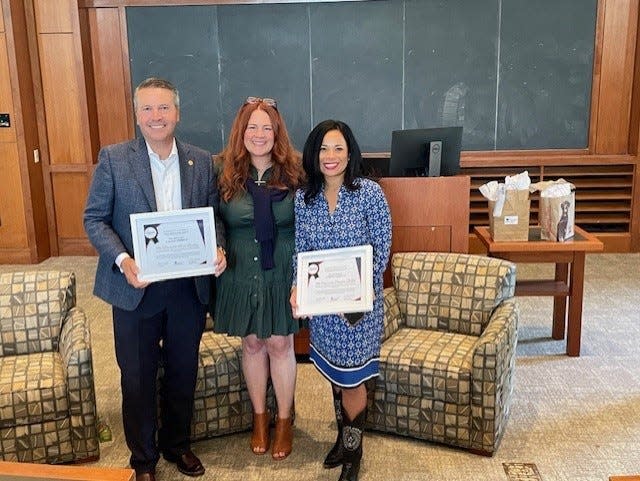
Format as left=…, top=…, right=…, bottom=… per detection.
left=0, top=271, right=99, bottom=463
left=158, top=319, right=275, bottom=441
left=188, top=330, right=254, bottom=440
left=366, top=252, right=518, bottom=455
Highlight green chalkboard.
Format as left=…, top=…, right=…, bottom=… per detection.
left=126, top=0, right=597, bottom=154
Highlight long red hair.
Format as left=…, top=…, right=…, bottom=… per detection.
left=216, top=101, right=304, bottom=202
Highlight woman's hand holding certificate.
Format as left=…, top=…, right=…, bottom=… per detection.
left=295, top=245, right=373, bottom=318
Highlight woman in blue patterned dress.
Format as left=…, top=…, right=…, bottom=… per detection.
left=290, top=120, right=391, bottom=481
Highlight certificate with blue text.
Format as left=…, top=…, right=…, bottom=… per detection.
left=296, top=245, right=373, bottom=317
left=130, top=207, right=217, bottom=282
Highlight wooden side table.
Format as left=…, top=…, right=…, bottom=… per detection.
left=474, top=225, right=603, bottom=356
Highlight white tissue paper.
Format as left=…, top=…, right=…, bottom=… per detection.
left=531, top=179, right=576, bottom=241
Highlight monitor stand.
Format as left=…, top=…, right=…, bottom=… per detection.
left=403, top=167, right=427, bottom=177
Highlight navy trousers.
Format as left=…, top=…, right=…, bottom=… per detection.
left=113, top=278, right=206, bottom=474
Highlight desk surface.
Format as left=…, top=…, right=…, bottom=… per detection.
left=0, top=461, right=135, bottom=481
left=474, top=225, right=603, bottom=254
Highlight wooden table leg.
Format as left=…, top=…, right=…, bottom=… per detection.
left=552, top=263, right=569, bottom=340
left=567, top=253, right=586, bottom=356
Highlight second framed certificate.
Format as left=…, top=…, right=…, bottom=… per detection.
left=296, top=245, right=373, bottom=317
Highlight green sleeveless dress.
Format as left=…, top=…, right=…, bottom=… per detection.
left=213, top=166, right=298, bottom=338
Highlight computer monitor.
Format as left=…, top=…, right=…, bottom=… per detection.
left=388, top=126, right=463, bottom=177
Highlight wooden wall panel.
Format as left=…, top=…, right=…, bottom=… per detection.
left=89, top=7, right=131, bottom=147
left=38, top=34, right=87, bottom=165
left=7, top=0, right=50, bottom=261
left=0, top=1, right=4, bottom=31
left=0, top=143, right=27, bottom=247
left=51, top=172, right=88, bottom=239
left=594, top=0, right=638, bottom=154
left=0, top=0, right=52, bottom=263
left=0, top=35, right=16, bottom=143
left=632, top=163, right=640, bottom=250
left=33, top=0, right=74, bottom=33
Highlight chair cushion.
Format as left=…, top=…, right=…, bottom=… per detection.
left=0, top=271, right=76, bottom=356
left=0, top=352, right=69, bottom=427
left=195, top=332, right=244, bottom=398
left=378, top=328, right=477, bottom=404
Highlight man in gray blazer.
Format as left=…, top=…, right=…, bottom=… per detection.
left=84, top=78, right=226, bottom=481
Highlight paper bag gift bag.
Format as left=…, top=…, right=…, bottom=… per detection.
left=540, top=188, right=575, bottom=241
left=488, top=189, right=531, bottom=241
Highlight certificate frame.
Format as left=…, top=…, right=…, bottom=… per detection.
left=296, top=245, right=373, bottom=317
left=130, top=207, right=217, bottom=282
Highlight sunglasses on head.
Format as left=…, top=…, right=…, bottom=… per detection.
left=245, top=96, right=278, bottom=109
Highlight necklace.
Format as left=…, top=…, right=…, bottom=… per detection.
left=255, top=165, right=271, bottom=186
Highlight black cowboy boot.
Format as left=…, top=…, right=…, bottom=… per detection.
left=338, top=410, right=365, bottom=481
left=324, top=388, right=344, bottom=469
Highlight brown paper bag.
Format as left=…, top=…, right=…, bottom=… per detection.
left=488, top=189, right=531, bottom=241
left=540, top=191, right=575, bottom=241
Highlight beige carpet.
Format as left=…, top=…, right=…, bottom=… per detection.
left=2, top=254, right=639, bottom=481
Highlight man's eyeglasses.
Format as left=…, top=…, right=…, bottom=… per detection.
left=245, top=96, right=278, bottom=109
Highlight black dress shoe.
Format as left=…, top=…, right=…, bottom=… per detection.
left=163, top=450, right=205, bottom=477
left=136, top=472, right=156, bottom=481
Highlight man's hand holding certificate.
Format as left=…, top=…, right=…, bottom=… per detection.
left=295, top=245, right=373, bottom=318
left=130, top=207, right=217, bottom=282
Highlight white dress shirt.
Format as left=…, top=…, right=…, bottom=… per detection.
left=147, top=139, right=182, bottom=212
left=116, top=139, right=182, bottom=270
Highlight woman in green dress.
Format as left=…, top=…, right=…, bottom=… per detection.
left=213, top=97, right=304, bottom=461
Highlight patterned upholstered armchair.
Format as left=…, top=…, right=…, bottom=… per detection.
left=0, top=271, right=99, bottom=463
left=187, top=330, right=254, bottom=440
left=159, top=319, right=275, bottom=441
left=366, top=252, right=518, bottom=455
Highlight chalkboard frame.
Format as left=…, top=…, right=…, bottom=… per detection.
left=81, top=0, right=373, bottom=6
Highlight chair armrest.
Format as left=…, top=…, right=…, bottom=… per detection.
left=381, top=287, right=405, bottom=342
left=59, top=307, right=100, bottom=458
left=470, top=299, right=519, bottom=453
left=60, top=308, right=96, bottom=409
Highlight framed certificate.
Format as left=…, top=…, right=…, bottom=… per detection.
left=130, top=207, right=217, bottom=282
left=296, top=245, right=373, bottom=317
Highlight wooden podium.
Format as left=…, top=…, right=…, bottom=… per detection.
left=294, top=176, right=471, bottom=356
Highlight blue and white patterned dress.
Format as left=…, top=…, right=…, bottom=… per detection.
left=294, top=178, right=392, bottom=387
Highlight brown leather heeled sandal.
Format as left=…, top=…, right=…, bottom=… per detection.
left=270, top=401, right=296, bottom=427
left=271, top=416, right=293, bottom=461
left=250, top=412, right=270, bottom=455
